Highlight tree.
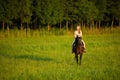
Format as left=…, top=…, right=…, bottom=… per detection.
left=114, top=0, right=120, bottom=27
left=32, top=0, right=42, bottom=29
left=56, top=0, right=64, bottom=31
left=40, top=0, right=64, bottom=30
left=18, top=0, right=32, bottom=29
left=76, top=0, right=98, bottom=28
left=0, top=0, right=5, bottom=30
left=63, top=0, right=74, bottom=31
left=0, top=0, right=19, bottom=30
left=106, top=0, right=119, bottom=27
left=87, top=1, right=98, bottom=28
left=95, top=0, right=107, bottom=28
left=39, top=0, right=52, bottom=30
left=0, top=0, right=120, bottom=31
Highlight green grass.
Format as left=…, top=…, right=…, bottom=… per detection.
left=0, top=31, right=120, bottom=80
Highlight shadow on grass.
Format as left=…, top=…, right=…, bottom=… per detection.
left=0, top=53, right=53, bottom=62
left=14, top=55, right=53, bottom=61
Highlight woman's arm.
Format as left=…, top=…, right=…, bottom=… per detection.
left=80, top=30, right=83, bottom=37
left=74, top=31, right=77, bottom=38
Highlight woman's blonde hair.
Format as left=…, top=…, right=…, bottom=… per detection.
left=77, top=25, right=81, bottom=34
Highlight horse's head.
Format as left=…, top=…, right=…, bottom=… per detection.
left=75, top=36, right=82, bottom=44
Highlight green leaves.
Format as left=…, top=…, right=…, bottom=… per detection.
left=19, top=0, right=32, bottom=24
left=0, top=0, right=120, bottom=29
left=40, top=0, right=64, bottom=25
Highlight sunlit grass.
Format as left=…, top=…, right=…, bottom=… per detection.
left=0, top=28, right=120, bottom=80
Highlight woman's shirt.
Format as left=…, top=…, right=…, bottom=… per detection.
left=74, top=30, right=82, bottom=38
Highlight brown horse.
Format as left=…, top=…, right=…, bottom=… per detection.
left=73, top=36, right=84, bottom=65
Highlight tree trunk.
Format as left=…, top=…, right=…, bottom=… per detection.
left=83, top=19, right=85, bottom=29
left=71, top=22, right=73, bottom=31
left=11, top=23, right=13, bottom=29
left=7, top=23, right=9, bottom=37
left=90, top=20, right=92, bottom=28
left=90, top=19, right=94, bottom=30
left=7, top=24, right=9, bottom=31
left=48, top=23, right=50, bottom=31
left=119, top=18, right=120, bottom=27
left=111, top=17, right=114, bottom=27
left=20, top=23, right=23, bottom=30
left=66, top=21, right=68, bottom=31
left=2, top=21, right=5, bottom=31
left=26, top=23, right=28, bottom=37
left=60, top=22, right=61, bottom=31
left=78, top=22, right=80, bottom=26
left=95, top=21, right=97, bottom=29
left=111, top=20, right=114, bottom=27
left=34, top=16, right=37, bottom=29
left=92, top=20, right=94, bottom=28
left=98, top=20, right=101, bottom=29
left=81, top=20, right=83, bottom=27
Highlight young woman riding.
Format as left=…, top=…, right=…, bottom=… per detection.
left=72, top=25, right=86, bottom=53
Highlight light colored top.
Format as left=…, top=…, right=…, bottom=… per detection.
left=74, top=30, right=82, bottom=38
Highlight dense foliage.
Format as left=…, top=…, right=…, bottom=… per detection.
left=0, top=0, right=120, bottom=30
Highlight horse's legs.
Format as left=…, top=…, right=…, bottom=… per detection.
left=79, top=54, right=83, bottom=65
left=75, top=54, right=78, bottom=64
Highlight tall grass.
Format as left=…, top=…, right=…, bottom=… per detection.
left=0, top=27, right=120, bottom=80
left=0, top=26, right=120, bottom=38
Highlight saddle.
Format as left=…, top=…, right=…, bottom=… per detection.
left=72, top=36, right=84, bottom=53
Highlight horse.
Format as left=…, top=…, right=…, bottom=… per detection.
left=73, top=36, right=84, bottom=65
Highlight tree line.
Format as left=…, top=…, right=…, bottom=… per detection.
left=0, top=0, right=120, bottom=31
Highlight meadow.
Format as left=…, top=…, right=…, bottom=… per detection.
left=0, top=27, right=120, bottom=80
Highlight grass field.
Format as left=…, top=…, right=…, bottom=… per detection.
left=0, top=29, right=120, bottom=80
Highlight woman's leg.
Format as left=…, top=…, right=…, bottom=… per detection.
left=81, top=40, right=86, bottom=52
left=81, top=40, right=85, bottom=48
left=72, top=39, right=75, bottom=53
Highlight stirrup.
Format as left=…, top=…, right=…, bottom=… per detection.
left=84, top=50, right=86, bottom=53
left=83, top=48, right=86, bottom=53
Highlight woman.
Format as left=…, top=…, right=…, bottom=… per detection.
left=72, top=25, right=86, bottom=53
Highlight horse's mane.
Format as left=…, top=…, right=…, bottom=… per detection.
left=74, top=36, right=83, bottom=54
left=75, top=36, right=82, bottom=45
